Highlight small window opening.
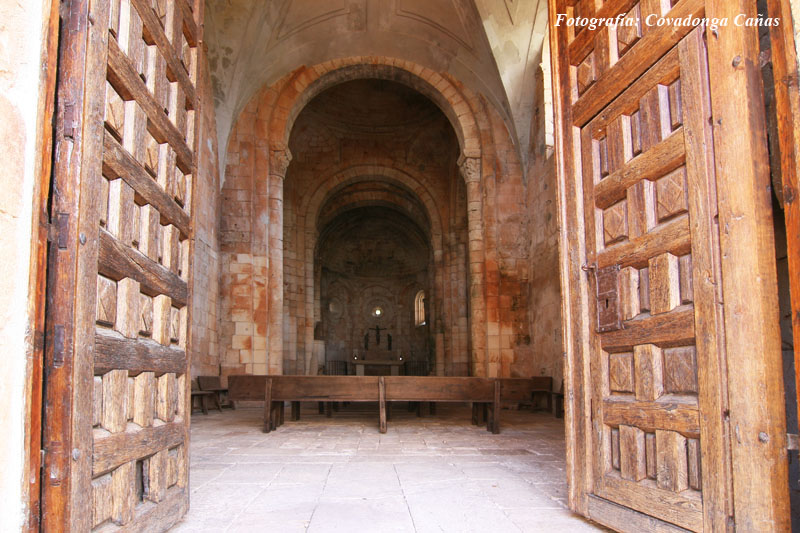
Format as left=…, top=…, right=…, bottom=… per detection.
left=414, top=290, right=426, bottom=326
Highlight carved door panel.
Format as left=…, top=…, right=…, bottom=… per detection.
left=550, top=0, right=732, bottom=531
left=42, top=0, right=203, bottom=530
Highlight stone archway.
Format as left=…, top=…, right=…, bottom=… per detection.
left=220, top=59, right=531, bottom=380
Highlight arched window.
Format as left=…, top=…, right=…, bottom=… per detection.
left=414, top=290, right=426, bottom=326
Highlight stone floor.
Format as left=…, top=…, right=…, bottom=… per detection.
left=171, top=403, right=607, bottom=532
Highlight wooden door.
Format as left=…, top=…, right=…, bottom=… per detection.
left=550, top=0, right=789, bottom=531
left=42, top=0, right=203, bottom=530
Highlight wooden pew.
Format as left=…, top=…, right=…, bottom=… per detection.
left=228, top=375, right=503, bottom=433
left=383, top=376, right=498, bottom=432
left=499, top=376, right=553, bottom=410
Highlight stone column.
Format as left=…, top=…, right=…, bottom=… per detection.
left=458, top=155, right=487, bottom=377
left=268, top=147, right=291, bottom=374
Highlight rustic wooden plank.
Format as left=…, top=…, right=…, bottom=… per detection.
left=619, top=425, right=646, bottom=481
left=596, top=214, right=690, bottom=269
left=95, top=327, right=185, bottom=374
left=126, top=376, right=135, bottom=422
left=609, top=352, right=634, bottom=393
left=103, top=133, right=191, bottom=237
left=768, top=0, right=800, bottom=439
left=619, top=267, right=640, bottom=320
left=107, top=177, right=136, bottom=247
left=264, top=378, right=273, bottom=433
left=649, top=253, right=681, bottom=315
left=111, top=461, right=136, bottom=525
left=106, top=36, right=193, bottom=174
left=572, top=0, right=703, bottom=127
left=677, top=28, right=732, bottom=529
left=133, top=371, right=155, bottom=427
left=92, top=473, right=113, bottom=528
left=706, top=1, right=789, bottom=529
left=114, top=277, right=141, bottom=338
left=498, top=377, right=552, bottom=402
left=131, top=0, right=196, bottom=108
left=567, top=0, right=638, bottom=65
left=96, top=275, right=117, bottom=327
left=93, top=376, right=103, bottom=427
left=646, top=432, right=657, bottom=480
left=611, top=427, right=621, bottom=471
left=663, top=346, right=698, bottom=395
left=161, top=224, right=181, bottom=275
left=601, top=306, right=695, bottom=351
left=273, top=376, right=381, bottom=401
left=152, top=294, right=172, bottom=346
left=147, top=448, right=168, bottom=503
left=595, top=129, right=685, bottom=210
left=113, top=486, right=188, bottom=532
left=98, top=228, right=188, bottom=307
left=157, top=372, right=177, bottom=422
left=385, top=376, right=495, bottom=401
left=28, top=4, right=61, bottom=519
left=600, top=475, right=701, bottom=531
left=548, top=0, right=593, bottom=514
left=178, top=0, right=199, bottom=46
left=587, top=495, right=693, bottom=533
left=379, top=377, right=387, bottom=434
left=93, top=422, right=184, bottom=476
left=626, top=180, right=655, bottom=240
left=687, top=438, right=701, bottom=491
left=102, top=369, right=129, bottom=434
left=604, top=399, right=699, bottom=436
left=656, top=429, right=689, bottom=492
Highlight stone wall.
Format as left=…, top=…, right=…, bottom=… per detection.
left=525, top=61, right=563, bottom=390
left=217, top=58, right=534, bottom=378
left=190, top=46, right=222, bottom=377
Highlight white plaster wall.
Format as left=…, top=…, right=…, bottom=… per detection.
left=0, top=1, right=51, bottom=530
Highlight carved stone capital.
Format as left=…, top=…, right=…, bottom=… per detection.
left=458, top=156, right=481, bottom=184
left=269, top=147, right=293, bottom=177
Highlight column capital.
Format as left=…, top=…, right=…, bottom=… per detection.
left=269, top=147, right=293, bottom=177
left=457, top=155, right=481, bottom=184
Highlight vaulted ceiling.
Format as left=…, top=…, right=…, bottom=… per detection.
left=205, top=0, right=548, bottom=167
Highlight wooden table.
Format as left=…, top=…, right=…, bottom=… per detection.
left=354, top=360, right=404, bottom=376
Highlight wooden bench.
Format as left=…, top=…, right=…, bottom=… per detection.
left=228, top=375, right=503, bottom=433
left=190, top=379, right=216, bottom=415
left=552, top=381, right=564, bottom=418
left=197, top=375, right=232, bottom=410
left=496, top=376, right=553, bottom=411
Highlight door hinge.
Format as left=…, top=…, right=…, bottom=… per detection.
left=52, top=324, right=66, bottom=368
left=788, top=433, right=799, bottom=451
left=46, top=213, right=70, bottom=249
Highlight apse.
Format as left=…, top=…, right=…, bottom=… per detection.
left=282, top=78, right=470, bottom=376
left=317, top=206, right=432, bottom=371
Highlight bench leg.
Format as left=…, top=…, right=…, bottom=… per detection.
left=279, top=402, right=285, bottom=426
left=292, top=401, right=301, bottom=421
left=379, top=377, right=387, bottom=433
left=325, top=402, right=333, bottom=418
left=416, top=402, right=423, bottom=418
left=201, top=395, right=209, bottom=415
left=318, top=401, right=324, bottom=414
left=471, top=403, right=479, bottom=425
left=213, top=392, right=223, bottom=412
left=264, top=379, right=273, bottom=432
left=429, top=402, right=436, bottom=415
left=491, top=381, right=500, bottom=434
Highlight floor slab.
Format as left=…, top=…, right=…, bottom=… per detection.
left=171, top=404, right=607, bottom=532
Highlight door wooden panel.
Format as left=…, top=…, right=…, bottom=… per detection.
left=43, top=0, right=202, bottom=530
left=549, top=0, right=731, bottom=530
